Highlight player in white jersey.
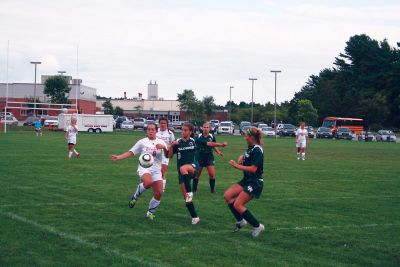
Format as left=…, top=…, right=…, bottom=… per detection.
left=156, top=118, right=175, bottom=192
left=111, top=123, right=168, bottom=220
left=65, top=118, right=80, bottom=159
left=295, top=121, right=309, bottom=160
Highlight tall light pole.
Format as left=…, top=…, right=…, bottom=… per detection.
left=270, top=70, right=281, bottom=138
left=229, top=86, right=234, bottom=121
left=249, top=78, right=257, bottom=123
left=30, top=61, right=41, bottom=116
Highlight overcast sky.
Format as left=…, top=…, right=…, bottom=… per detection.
left=1, top=0, right=399, bottom=105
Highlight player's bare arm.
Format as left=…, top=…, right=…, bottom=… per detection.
left=206, top=141, right=228, bottom=147
left=111, top=151, right=134, bottom=162
left=229, top=160, right=258, bottom=173
left=156, top=143, right=169, bottom=157
left=213, top=147, right=224, bottom=157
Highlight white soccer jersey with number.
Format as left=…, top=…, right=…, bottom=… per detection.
left=66, top=125, right=78, bottom=144
left=129, top=137, right=167, bottom=171
left=156, top=129, right=175, bottom=145
left=296, top=128, right=308, bottom=142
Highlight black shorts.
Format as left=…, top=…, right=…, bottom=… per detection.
left=178, top=163, right=199, bottom=184
left=68, top=143, right=75, bottom=146
left=238, top=178, right=264, bottom=199
left=198, top=154, right=215, bottom=167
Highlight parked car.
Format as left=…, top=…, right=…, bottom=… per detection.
left=218, top=121, right=234, bottom=135
left=0, top=112, right=14, bottom=118
left=306, top=126, right=315, bottom=138
left=257, top=123, right=268, bottom=131
left=336, top=127, right=352, bottom=140
left=376, top=130, right=397, bottom=142
left=1, top=115, right=18, bottom=126
left=239, top=121, right=251, bottom=134
left=115, top=116, right=129, bottom=129
left=23, top=116, right=39, bottom=126
left=358, top=131, right=377, bottom=142
left=133, top=118, right=146, bottom=129
left=253, top=122, right=265, bottom=128
left=171, top=121, right=185, bottom=130
left=210, top=120, right=220, bottom=129
left=261, top=127, right=275, bottom=137
left=241, top=125, right=251, bottom=135
left=316, top=127, right=334, bottom=139
left=121, top=121, right=134, bottom=130
left=199, top=121, right=217, bottom=134
left=277, top=124, right=296, bottom=137
left=44, top=116, right=59, bottom=127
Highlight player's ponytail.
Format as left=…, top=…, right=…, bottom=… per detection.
left=247, top=126, right=264, bottom=146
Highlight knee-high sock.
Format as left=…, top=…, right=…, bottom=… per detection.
left=182, top=174, right=192, bottom=193
left=192, top=178, right=199, bottom=192
left=185, top=202, right=198, bottom=218
left=228, top=203, right=243, bottom=222
left=241, top=209, right=260, bottom=228
left=147, top=197, right=161, bottom=214
left=209, top=178, right=215, bottom=193
left=133, top=183, right=147, bottom=199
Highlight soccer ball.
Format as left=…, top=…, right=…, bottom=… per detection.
left=139, top=153, right=154, bottom=168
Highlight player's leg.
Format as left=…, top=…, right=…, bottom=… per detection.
left=296, top=144, right=301, bottom=160
left=207, top=165, right=216, bottom=193
left=193, top=166, right=203, bottom=193
left=129, top=172, right=152, bottom=208
left=68, top=144, right=74, bottom=159
left=161, top=164, right=168, bottom=192
left=146, top=179, right=163, bottom=220
left=301, top=143, right=306, bottom=160
left=234, top=191, right=264, bottom=237
left=180, top=165, right=200, bottom=224
left=224, top=183, right=246, bottom=231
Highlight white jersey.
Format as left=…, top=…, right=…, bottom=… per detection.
left=296, top=128, right=308, bottom=142
left=66, top=125, right=78, bottom=144
left=156, top=129, right=175, bottom=145
left=129, top=137, right=167, bottom=171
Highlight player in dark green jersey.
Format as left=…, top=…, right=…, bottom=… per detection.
left=193, top=122, right=228, bottom=193
left=168, top=123, right=200, bottom=225
left=224, top=127, right=265, bottom=237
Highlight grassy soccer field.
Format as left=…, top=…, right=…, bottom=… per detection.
left=1, top=131, right=399, bottom=267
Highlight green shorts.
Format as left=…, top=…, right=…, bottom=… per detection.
left=178, top=163, right=199, bottom=184
left=238, top=178, right=264, bottom=199
left=198, top=154, right=215, bottom=167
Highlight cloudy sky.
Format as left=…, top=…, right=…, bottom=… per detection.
left=1, top=0, right=399, bottom=105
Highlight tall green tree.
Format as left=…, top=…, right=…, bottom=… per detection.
left=177, top=89, right=199, bottom=121
left=114, top=106, right=124, bottom=116
left=102, top=99, right=114, bottom=115
left=297, top=99, right=318, bottom=126
left=44, top=76, right=71, bottom=104
left=202, top=96, right=216, bottom=119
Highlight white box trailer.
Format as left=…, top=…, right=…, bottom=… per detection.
left=58, top=114, right=114, bottom=133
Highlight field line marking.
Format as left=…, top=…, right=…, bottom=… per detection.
left=0, top=211, right=163, bottom=267
left=81, top=223, right=400, bottom=238
left=1, top=195, right=399, bottom=207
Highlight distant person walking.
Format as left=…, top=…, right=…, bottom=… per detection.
left=66, top=118, right=80, bottom=159
left=295, top=121, right=309, bottom=160
left=34, top=118, right=42, bottom=136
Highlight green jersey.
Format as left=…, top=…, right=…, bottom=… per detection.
left=173, top=137, right=197, bottom=167
left=242, top=145, right=264, bottom=181
left=196, top=133, right=216, bottom=155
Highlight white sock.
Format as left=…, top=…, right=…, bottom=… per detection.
left=162, top=179, right=166, bottom=193
left=301, top=153, right=305, bottom=158
left=133, top=183, right=147, bottom=199
left=297, top=152, right=300, bottom=158
left=147, top=197, right=161, bottom=214
left=73, top=149, right=78, bottom=154
left=68, top=152, right=73, bottom=158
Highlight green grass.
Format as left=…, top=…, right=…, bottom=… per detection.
left=1, top=131, right=399, bottom=267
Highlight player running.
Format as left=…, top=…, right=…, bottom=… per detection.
left=295, top=121, right=309, bottom=160
left=156, top=117, right=175, bottom=192
left=34, top=117, right=42, bottom=136
left=111, top=123, right=168, bottom=220
left=65, top=118, right=80, bottom=159
left=224, top=127, right=265, bottom=238
left=168, top=123, right=200, bottom=225
left=193, top=122, right=227, bottom=193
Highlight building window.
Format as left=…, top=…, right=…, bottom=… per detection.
left=170, top=115, right=180, bottom=122
left=20, top=109, right=28, bottom=116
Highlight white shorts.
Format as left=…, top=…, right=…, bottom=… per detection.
left=296, top=140, right=307, bottom=148
left=137, top=166, right=163, bottom=182
left=161, top=157, right=170, bottom=166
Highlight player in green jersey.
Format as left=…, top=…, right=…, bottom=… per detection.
left=168, top=123, right=200, bottom=225
left=193, top=122, right=228, bottom=193
left=224, top=127, right=265, bottom=238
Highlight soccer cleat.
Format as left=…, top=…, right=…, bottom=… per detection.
left=252, top=224, right=265, bottom=238
left=128, top=197, right=137, bottom=208
left=76, top=153, right=81, bottom=159
left=232, top=219, right=247, bottom=233
left=145, top=211, right=155, bottom=220
left=191, top=217, right=200, bottom=225
left=185, top=192, right=193, bottom=203
left=302, top=157, right=305, bottom=161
